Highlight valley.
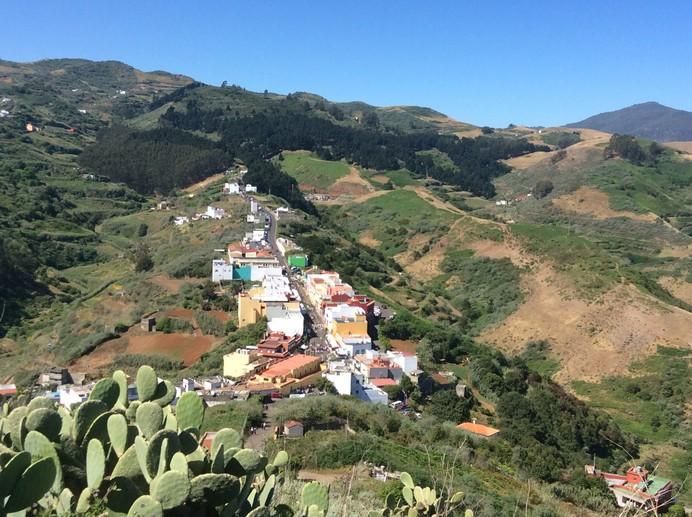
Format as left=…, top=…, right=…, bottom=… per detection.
left=0, top=58, right=690, bottom=514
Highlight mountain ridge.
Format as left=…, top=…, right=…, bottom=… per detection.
left=566, top=101, right=692, bottom=142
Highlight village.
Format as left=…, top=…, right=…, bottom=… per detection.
left=0, top=172, right=677, bottom=513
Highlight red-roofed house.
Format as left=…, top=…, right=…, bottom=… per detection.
left=0, top=384, right=17, bottom=397
left=256, top=333, right=301, bottom=358
left=370, top=378, right=398, bottom=388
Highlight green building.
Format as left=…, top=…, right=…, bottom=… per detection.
left=287, top=254, right=309, bottom=268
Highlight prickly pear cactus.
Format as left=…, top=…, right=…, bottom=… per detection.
left=136, top=365, right=158, bottom=402
left=0, top=365, right=291, bottom=516
left=175, top=391, right=205, bottom=431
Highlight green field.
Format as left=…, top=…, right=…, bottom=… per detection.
left=279, top=151, right=351, bottom=189
left=340, top=190, right=457, bottom=255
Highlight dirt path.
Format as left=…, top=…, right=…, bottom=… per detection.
left=183, top=173, right=226, bottom=194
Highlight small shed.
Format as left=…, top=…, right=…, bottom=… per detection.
left=283, top=420, right=304, bottom=438
left=141, top=317, right=156, bottom=332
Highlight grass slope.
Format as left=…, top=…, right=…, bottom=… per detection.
left=278, top=151, right=350, bottom=189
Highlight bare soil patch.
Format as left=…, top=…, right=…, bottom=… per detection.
left=553, top=186, right=658, bottom=222
left=369, top=174, right=389, bottom=184
left=149, top=274, right=203, bottom=294
left=327, top=167, right=374, bottom=197
left=69, top=336, right=128, bottom=373
left=658, top=276, right=692, bottom=305
left=503, top=151, right=555, bottom=170
left=664, top=141, right=692, bottom=155
left=481, top=265, right=692, bottom=383
left=358, top=230, right=381, bottom=248
left=183, top=173, right=226, bottom=194
left=389, top=339, right=418, bottom=354
left=127, top=333, right=219, bottom=366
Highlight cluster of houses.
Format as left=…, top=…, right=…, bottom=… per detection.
left=174, top=205, right=227, bottom=227
left=223, top=182, right=257, bottom=195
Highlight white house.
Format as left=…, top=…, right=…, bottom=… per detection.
left=224, top=182, right=240, bottom=194
left=206, top=206, right=226, bottom=220
left=250, top=199, right=258, bottom=214
left=247, top=214, right=256, bottom=223
left=323, top=365, right=387, bottom=405
left=245, top=184, right=258, bottom=193
left=174, top=216, right=190, bottom=226
left=212, top=259, right=235, bottom=282
left=59, top=385, right=91, bottom=409
left=266, top=305, right=304, bottom=337
left=386, top=351, right=419, bottom=375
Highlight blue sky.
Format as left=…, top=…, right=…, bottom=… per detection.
left=1, top=1, right=691, bottom=127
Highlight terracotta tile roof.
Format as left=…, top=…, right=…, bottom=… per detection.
left=370, top=378, right=398, bottom=387
left=456, top=422, right=500, bottom=437
left=261, top=354, right=320, bottom=378
left=284, top=420, right=303, bottom=428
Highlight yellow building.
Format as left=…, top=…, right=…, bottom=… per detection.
left=238, top=291, right=266, bottom=327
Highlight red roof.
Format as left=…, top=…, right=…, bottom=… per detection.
left=284, top=420, right=303, bottom=428
left=456, top=422, right=500, bottom=437
left=261, top=354, right=320, bottom=379
left=370, top=378, right=397, bottom=387
left=0, top=384, right=17, bottom=396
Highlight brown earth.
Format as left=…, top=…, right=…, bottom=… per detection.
left=658, top=276, right=692, bottom=305
left=358, top=230, right=381, bottom=248
left=183, top=173, right=226, bottom=194
left=553, top=186, right=658, bottom=222
left=389, top=339, right=418, bottom=355
left=127, top=333, right=219, bottom=366
left=664, top=141, right=692, bottom=154
left=481, top=263, right=692, bottom=383
left=327, top=167, right=374, bottom=197
left=149, top=274, right=204, bottom=294
left=369, top=174, right=389, bottom=184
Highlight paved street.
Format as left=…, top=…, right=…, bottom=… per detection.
left=257, top=201, right=329, bottom=358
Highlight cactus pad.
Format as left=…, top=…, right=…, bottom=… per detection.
left=112, top=444, right=144, bottom=481
left=146, top=429, right=180, bottom=478
left=170, top=451, right=188, bottom=474
left=136, top=401, right=164, bottom=439
left=6, top=406, right=28, bottom=449
left=25, top=407, right=62, bottom=442
left=228, top=448, right=267, bottom=476
left=86, top=438, right=106, bottom=490
left=152, top=380, right=176, bottom=407
left=175, top=392, right=205, bottom=431
left=73, top=400, right=108, bottom=444
left=259, top=473, right=276, bottom=507
left=107, top=413, right=129, bottom=457
left=126, top=400, right=140, bottom=422
left=76, top=486, right=94, bottom=513
left=127, top=495, right=163, bottom=517
left=112, top=369, right=129, bottom=408
left=4, top=456, right=57, bottom=512
left=211, top=428, right=243, bottom=458
left=301, top=481, right=329, bottom=512
left=105, top=476, right=142, bottom=515
left=89, top=378, right=120, bottom=408
left=23, top=430, right=63, bottom=491
left=150, top=470, right=190, bottom=510
left=188, top=472, right=240, bottom=506
left=0, top=450, right=31, bottom=500
left=27, top=396, right=55, bottom=412
left=272, top=450, right=289, bottom=468
left=136, top=365, right=158, bottom=401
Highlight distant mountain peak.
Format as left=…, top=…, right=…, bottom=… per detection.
left=566, top=102, right=692, bottom=142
